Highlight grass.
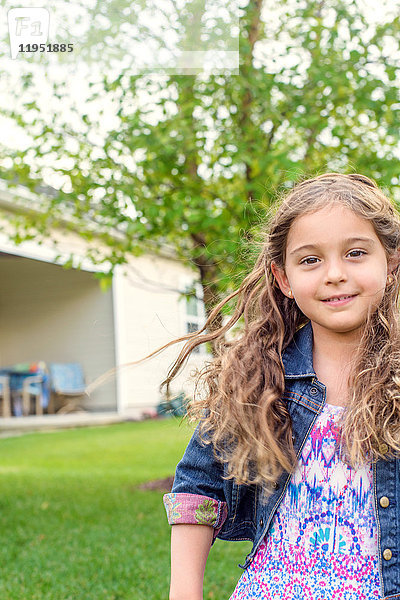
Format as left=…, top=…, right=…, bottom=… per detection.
left=0, top=419, right=251, bottom=599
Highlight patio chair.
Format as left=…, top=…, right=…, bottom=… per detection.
left=9, top=362, right=49, bottom=416
left=0, top=375, right=11, bottom=417
left=49, top=363, right=87, bottom=414
left=21, top=375, right=45, bottom=416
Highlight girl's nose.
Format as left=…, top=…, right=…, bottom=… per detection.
left=324, top=260, right=347, bottom=283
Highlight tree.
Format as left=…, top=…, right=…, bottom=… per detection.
left=1, top=0, right=400, bottom=333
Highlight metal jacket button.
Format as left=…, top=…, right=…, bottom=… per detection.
left=310, top=387, right=318, bottom=395
left=379, top=443, right=389, bottom=454
left=380, top=496, right=390, bottom=508
left=383, top=549, right=392, bottom=561
left=259, top=517, right=264, bottom=528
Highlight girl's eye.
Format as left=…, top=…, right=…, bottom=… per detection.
left=347, top=249, right=366, bottom=258
left=300, top=257, right=319, bottom=265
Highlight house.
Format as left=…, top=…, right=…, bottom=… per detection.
left=0, top=182, right=210, bottom=419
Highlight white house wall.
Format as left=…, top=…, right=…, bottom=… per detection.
left=113, top=256, right=210, bottom=418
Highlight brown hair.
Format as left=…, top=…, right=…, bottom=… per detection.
left=118, top=173, right=400, bottom=491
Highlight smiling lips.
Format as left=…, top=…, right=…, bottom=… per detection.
left=322, top=294, right=357, bottom=303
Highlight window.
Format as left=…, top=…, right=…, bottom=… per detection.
left=180, top=279, right=206, bottom=355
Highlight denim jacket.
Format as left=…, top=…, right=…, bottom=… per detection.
left=163, top=321, right=400, bottom=600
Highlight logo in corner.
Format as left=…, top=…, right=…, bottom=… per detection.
left=7, top=7, right=50, bottom=59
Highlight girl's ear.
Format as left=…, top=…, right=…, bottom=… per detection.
left=388, top=248, right=400, bottom=276
left=271, top=261, right=292, bottom=298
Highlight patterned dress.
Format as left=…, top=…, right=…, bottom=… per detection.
left=229, top=403, right=381, bottom=600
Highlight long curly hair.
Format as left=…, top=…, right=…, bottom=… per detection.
left=156, top=173, right=400, bottom=491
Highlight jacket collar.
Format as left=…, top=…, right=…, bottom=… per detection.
left=282, top=321, right=316, bottom=379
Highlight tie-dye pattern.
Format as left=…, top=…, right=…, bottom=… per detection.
left=230, top=403, right=381, bottom=599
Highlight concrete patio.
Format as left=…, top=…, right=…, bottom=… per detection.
left=0, top=412, right=135, bottom=437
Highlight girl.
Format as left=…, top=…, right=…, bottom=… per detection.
left=161, top=173, right=400, bottom=600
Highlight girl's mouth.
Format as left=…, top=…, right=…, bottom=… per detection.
left=321, top=294, right=357, bottom=305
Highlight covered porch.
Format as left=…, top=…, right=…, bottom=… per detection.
left=0, top=252, right=117, bottom=416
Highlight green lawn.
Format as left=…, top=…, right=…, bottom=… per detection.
left=0, top=419, right=250, bottom=599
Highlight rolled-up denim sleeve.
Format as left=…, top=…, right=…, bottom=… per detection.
left=163, top=425, right=228, bottom=540
left=163, top=492, right=228, bottom=540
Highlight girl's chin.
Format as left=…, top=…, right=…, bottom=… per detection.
left=310, top=320, right=366, bottom=335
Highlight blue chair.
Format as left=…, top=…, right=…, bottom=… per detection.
left=49, top=363, right=87, bottom=413
left=21, top=375, right=47, bottom=416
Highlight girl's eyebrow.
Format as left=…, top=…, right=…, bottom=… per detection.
left=289, top=236, right=376, bottom=256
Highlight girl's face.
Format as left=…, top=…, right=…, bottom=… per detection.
left=272, top=204, right=393, bottom=339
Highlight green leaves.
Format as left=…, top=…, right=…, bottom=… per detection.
left=1, top=0, right=400, bottom=324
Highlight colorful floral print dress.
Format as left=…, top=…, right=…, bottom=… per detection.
left=229, top=402, right=381, bottom=600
